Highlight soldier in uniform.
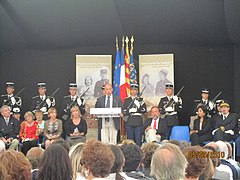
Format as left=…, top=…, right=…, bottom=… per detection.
left=193, top=88, right=214, bottom=116
left=61, top=83, right=85, bottom=121
left=123, top=84, right=146, bottom=146
left=0, top=82, right=22, bottom=114
left=158, top=83, right=182, bottom=139
left=30, top=83, right=55, bottom=120
left=94, top=69, right=109, bottom=98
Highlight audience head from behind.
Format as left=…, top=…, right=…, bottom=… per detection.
left=69, top=142, right=84, bottom=180
left=182, top=146, right=208, bottom=180
left=26, top=147, right=44, bottom=170
left=141, top=142, right=160, bottom=168
left=0, top=150, right=32, bottom=180
left=51, top=137, right=70, bottom=152
left=215, top=140, right=229, bottom=160
left=0, top=161, right=8, bottom=180
left=150, top=143, right=187, bottom=180
left=119, top=143, right=143, bottom=172
left=37, top=143, right=73, bottom=180
left=80, top=139, right=115, bottom=179
left=120, top=139, right=136, bottom=145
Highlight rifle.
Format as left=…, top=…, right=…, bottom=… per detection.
left=161, top=86, right=184, bottom=118
left=3, top=88, right=25, bottom=106
left=212, top=91, right=222, bottom=103
left=36, top=88, right=60, bottom=109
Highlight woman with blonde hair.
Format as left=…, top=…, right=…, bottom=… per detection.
left=19, top=111, right=39, bottom=155
left=44, top=107, right=62, bottom=148
left=69, top=142, right=85, bottom=180
left=64, top=106, right=87, bottom=146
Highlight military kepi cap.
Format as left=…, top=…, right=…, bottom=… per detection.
left=202, top=88, right=209, bottom=94
left=101, top=85, right=105, bottom=90
left=6, top=82, right=14, bottom=88
left=69, top=83, right=77, bottom=89
left=165, top=83, right=173, bottom=89
left=130, top=84, right=139, bottom=90
left=220, top=100, right=230, bottom=107
left=216, top=100, right=223, bottom=106
left=38, top=82, right=46, bottom=88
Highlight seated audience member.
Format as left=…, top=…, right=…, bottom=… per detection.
left=51, top=137, right=70, bottom=152
left=0, top=105, right=19, bottom=150
left=44, top=107, right=62, bottom=149
left=198, top=148, right=215, bottom=180
left=120, top=144, right=147, bottom=179
left=182, top=146, right=208, bottom=180
left=190, top=105, right=213, bottom=146
left=69, top=142, right=85, bottom=180
left=179, top=141, right=191, bottom=150
left=205, top=142, right=233, bottom=179
left=12, top=108, right=23, bottom=130
left=225, top=142, right=240, bottom=176
left=0, top=150, right=32, bottom=180
left=35, top=110, right=45, bottom=145
left=26, top=147, right=44, bottom=180
left=64, top=106, right=87, bottom=147
left=108, top=144, right=136, bottom=180
left=121, top=139, right=136, bottom=145
left=215, top=140, right=238, bottom=179
left=0, top=140, right=5, bottom=153
left=143, top=106, right=167, bottom=142
left=141, top=142, right=160, bottom=178
left=212, top=101, right=238, bottom=141
left=203, top=145, right=230, bottom=180
left=150, top=143, right=187, bottom=180
left=80, top=139, right=115, bottom=179
left=19, top=111, right=39, bottom=155
left=37, top=144, right=72, bottom=180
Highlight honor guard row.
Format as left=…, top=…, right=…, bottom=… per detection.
left=0, top=82, right=86, bottom=121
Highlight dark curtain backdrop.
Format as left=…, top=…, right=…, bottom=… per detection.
left=0, top=43, right=238, bottom=125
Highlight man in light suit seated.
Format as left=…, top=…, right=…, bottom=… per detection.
left=143, top=106, right=167, bottom=143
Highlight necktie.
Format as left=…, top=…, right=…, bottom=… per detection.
left=223, top=116, right=226, bottom=120
left=106, top=96, right=110, bottom=108
left=153, top=119, right=157, bottom=130
left=5, top=118, right=9, bottom=126
left=71, top=97, right=74, bottom=101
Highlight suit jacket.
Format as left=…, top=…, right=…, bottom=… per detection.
left=95, top=95, right=122, bottom=130
left=213, top=113, right=238, bottom=133
left=193, top=117, right=213, bottom=137
left=0, top=116, right=19, bottom=139
left=122, top=97, right=146, bottom=126
left=61, top=95, right=85, bottom=118
left=143, top=118, right=167, bottom=136
left=158, top=96, right=182, bottom=126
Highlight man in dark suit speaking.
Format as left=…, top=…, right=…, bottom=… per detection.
left=95, top=84, right=122, bottom=144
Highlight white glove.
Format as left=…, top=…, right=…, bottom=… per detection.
left=11, top=97, right=16, bottom=105
left=134, top=99, right=140, bottom=108
left=208, top=101, right=214, bottom=110
left=46, top=98, right=51, bottom=107
left=129, top=108, right=137, bottom=113
left=165, top=107, right=174, bottom=112
left=173, top=96, right=178, bottom=103
left=40, top=107, right=47, bottom=113
left=77, top=98, right=82, bottom=106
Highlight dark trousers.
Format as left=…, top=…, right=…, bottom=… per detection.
left=126, top=125, right=142, bottom=146
left=22, top=139, right=38, bottom=155
left=214, top=129, right=235, bottom=142
left=190, top=133, right=212, bottom=146
left=166, top=126, right=173, bottom=140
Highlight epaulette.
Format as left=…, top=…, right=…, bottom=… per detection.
left=1, top=94, right=7, bottom=97
left=32, top=96, right=39, bottom=99
left=64, top=95, right=70, bottom=98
